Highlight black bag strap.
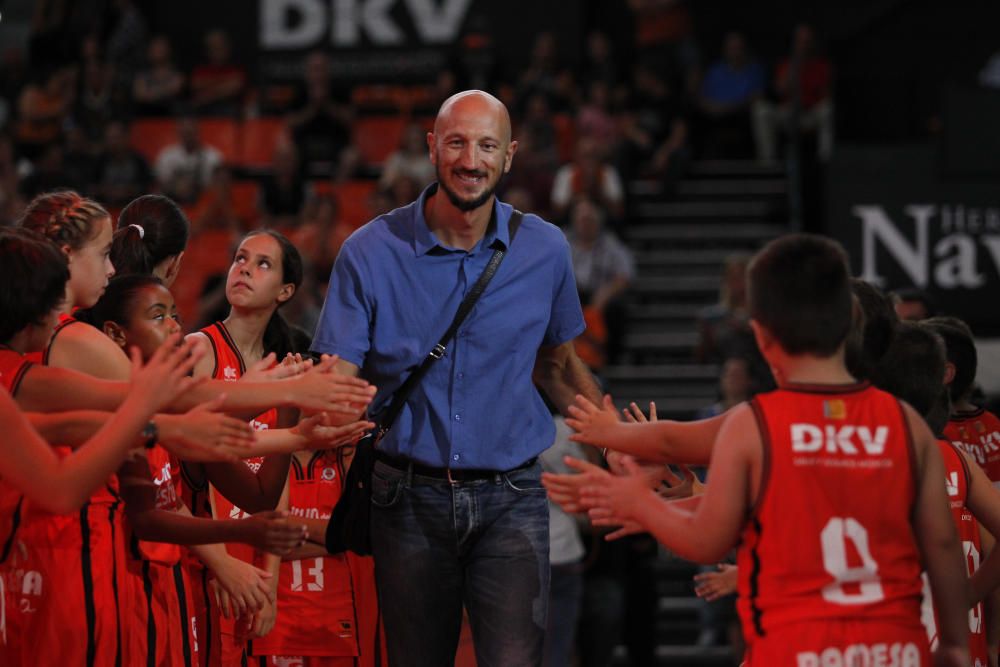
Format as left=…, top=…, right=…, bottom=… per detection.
left=377, top=209, right=523, bottom=436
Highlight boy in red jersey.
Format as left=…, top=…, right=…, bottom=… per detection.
left=549, top=235, right=970, bottom=666
left=924, top=317, right=1000, bottom=489
left=873, top=321, right=1000, bottom=667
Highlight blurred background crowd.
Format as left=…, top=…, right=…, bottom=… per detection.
left=2, top=0, right=1000, bottom=664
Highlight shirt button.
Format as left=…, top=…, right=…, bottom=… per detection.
left=454, top=414, right=461, bottom=421
left=457, top=372, right=464, bottom=379
left=453, top=454, right=460, bottom=461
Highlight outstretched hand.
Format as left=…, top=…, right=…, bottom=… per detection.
left=574, top=455, right=657, bottom=538
left=294, top=412, right=374, bottom=449
left=693, top=563, right=738, bottom=601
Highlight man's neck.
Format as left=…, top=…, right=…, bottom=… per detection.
left=424, top=190, right=493, bottom=251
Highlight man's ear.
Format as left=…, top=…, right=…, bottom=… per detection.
left=102, top=321, right=128, bottom=350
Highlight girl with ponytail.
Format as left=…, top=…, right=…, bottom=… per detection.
left=112, top=194, right=191, bottom=285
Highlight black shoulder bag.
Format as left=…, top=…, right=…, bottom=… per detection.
left=326, top=210, right=523, bottom=555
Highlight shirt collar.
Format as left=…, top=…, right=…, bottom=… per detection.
left=412, top=182, right=512, bottom=257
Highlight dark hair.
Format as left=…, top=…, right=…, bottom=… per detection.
left=925, top=388, right=952, bottom=437
left=243, top=230, right=304, bottom=360
left=747, top=234, right=852, bottom=356
left=76, top=274, right=165, bottom=331
left=18, top=190, right=110, bottom=250
left=891, top=287, right=936, bottom=318
left=871, top=321, right=946, bottom=418
left=846, top=279, right=898, bottom=380
left=923, top=316, right=977, bottom=402
left=112, top=195, right=191, bottom=276
left=0, top=228, right=71, bottom=343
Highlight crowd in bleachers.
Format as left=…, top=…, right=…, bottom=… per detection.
left=0, top=4, right=834, bottom=373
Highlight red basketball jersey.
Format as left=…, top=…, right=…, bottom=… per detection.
left=737, top=383, right=924, bottom=646
left=921, top=440, right=988, bottom=666
left=250, top=452, right=384, bottom=664
left=945, top=408, right=1000, bottom=485
left=0, top=347, right=33, bottom=564
left=6, top=314, right=126, bottom=666
left=187, top=322, right=280, bottom=665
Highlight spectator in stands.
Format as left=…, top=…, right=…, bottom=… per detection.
left=378, top=121, right=435, bottom=191
left=577, top=80, right=619, bottom=150
left=552, top=136, right=625, bottom=222
left=287, top=51, right=357, bottom=179
left=0, top=47, right=29, bottom=131
left=0, top=133, right=25, bottom=225
left=18, top=143, right=70, bottom=198
left=188, top=29, right=247, bottom=117
left=153, top=115, right=222, bottom=203
left=191, top=163, right=256, bottom=232
left=566, top=197, right=634, bottom=367
left=579, top=31, right=620, bottom=90
left=132, top=35, right=185, bottom=116
left=752, top=23, right=833, bottom=162
left=627, top=0, right=700, bottom=89
left=15, top=66, right=74, bottom=160
left=696, top=355, right=753, bottom=419
left=499, top=129, right=555, bottom=220
left=290, top=192, right=350, bottom=282
left=259, top=142, right=308, bottom=230
left=891, top=287, right=936, bottom=321
left=695, top=31, right=764, bottom=158
left=106, top=0, right=148, bottom=99
left=695, top=252, right=772, bottom=390
left=520, top=93, right=561, bottom=165
left=517, top=32, right=577, bottom=113
left=63, top=123, right=100, bottom=193
left=615, top=64, right=688, bottom=187
left=74, top=59, right=113, bottom=143
left=95, top=119, right=152, bottom=207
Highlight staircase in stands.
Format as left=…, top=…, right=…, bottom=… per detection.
left=604, top=159, right=789, bottom=667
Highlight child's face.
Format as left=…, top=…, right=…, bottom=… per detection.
left=226, top=235, right=293, bottom=311
left=66, top=216, right=115, bottom=308
left=120, top=284, right=181, bottom=361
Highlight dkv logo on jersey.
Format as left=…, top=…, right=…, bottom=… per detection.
left=791, top=424, right=889, bottom=455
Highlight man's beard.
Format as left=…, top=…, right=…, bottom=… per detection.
left=437, top=166, right=499, bottom=212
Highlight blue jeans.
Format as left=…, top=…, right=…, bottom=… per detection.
left=370, top=458, right=550, bottom=667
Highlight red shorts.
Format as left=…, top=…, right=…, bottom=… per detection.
left=124, top=557, right=199, bottom=667
left=1, top=503, right=123, bottom=666
left=744, top=620, right=930, bottom=666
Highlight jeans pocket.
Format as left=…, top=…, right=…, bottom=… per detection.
left=502, top=463, right=545, bottom=495
left=370, top=468, right=403, bottom=508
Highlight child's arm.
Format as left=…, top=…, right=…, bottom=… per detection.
left=567, top=394, right=727, bottom=466
left=569, top=403, right=758, bottom=563
left=250, top=481, right=289, bottom=639
left=961, top=447, right=1000, bottom=605
left=907, top=406, right=971, bottom=663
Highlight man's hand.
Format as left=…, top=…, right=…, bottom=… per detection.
left=285, top=354, right=375, bottom=418
left=693, top=564, right=738, bottom=601
left=293, top=412, right=374, bottom=449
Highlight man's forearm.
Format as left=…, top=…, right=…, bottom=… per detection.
left=537, top=349, right=602, bottom=418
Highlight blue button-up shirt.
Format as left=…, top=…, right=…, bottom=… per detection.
left=312, top=184, right=585, bottom=469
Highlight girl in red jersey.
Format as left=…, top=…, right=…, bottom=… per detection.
left=248, top=446, right=386, bottom=667
left=184, top=229, right=369, bottom=666
left=79, top=274, right=318, bottom=667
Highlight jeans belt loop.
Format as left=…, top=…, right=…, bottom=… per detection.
left=405, top=459, right=414, bottom=487
left=446, top=468, right=457, bottom=485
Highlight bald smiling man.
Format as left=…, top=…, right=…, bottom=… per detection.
left=313, top=90, right=603, bottom=665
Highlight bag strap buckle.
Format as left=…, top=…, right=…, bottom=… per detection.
left=429, top=344, right=446, bottom=360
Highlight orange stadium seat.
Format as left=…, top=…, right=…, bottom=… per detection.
left=129, top=118, right=177, bottom=164
left=239, top=117, right=290, bottom=170
left=314, top=179, right=378, bottom=229
left=353, top=116, right=407, bottom=166
left=198, top=118, right=241, bottom=164
left=171, top=228, right=238, bottom=326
